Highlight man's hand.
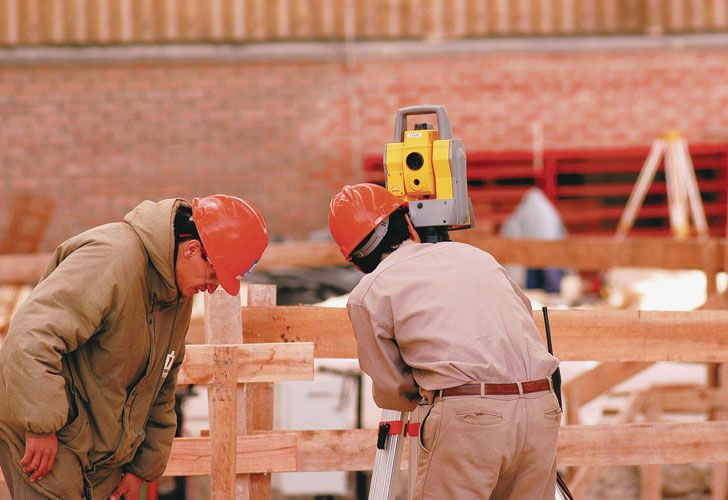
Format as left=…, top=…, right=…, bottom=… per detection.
left=109, top=472, right=143, bottom=500
left=20, top=432, right=58, bottom=482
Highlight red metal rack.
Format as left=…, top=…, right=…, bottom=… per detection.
left=362, top=144, right=728, bottom=237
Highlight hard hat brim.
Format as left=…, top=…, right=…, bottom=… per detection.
left=217, top=271, right=241, bottom=296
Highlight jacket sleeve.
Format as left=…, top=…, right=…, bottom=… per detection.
left=347, top=301, right=419, bottom=411
left=128, top=344, right=185, bottom=481
left=1, top=242, right=140, bottom=435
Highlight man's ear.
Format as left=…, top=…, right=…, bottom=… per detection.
left=180, top=239, right=202, bottom=259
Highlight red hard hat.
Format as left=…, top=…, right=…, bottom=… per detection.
left=192, top=194, right=268, bottom=295
left=328, top=183, right=406, bottom=259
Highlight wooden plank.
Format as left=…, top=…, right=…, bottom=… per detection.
left=205, top=289, right=248, bottom=499
left=0, top=252, right=51, bottom=284
left=165, top=434, right=298, bottom=476
left=209, top=345, right=237, bottom=499
left=640, top=395, right=662, bottom=500
left=570, top=392, right=645, bottom=497
left=177, top=343, right=314, bottom=385
left=562, top=361, right=652, bottom=424
left=451, top=234, right=723, bottom=272
left=652, top=385, right=726, bottom=412
left=242, top=306, right=357, bottom=359
left=712, top=363, right=728, bottom=500
left=232, top=421, right=728, bottom=472
left=1, top=237, right=724, bottom=285
left=246, top=284, right=276, bottom=500
left=255, top=240, right=345, bottom=271
left=240, top=307, right=728, bottom=363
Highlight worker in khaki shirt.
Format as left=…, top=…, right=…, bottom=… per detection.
left=328, top=184, right=561, bottom=499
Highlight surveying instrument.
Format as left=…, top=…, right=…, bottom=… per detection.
left=368, top=105, right=572, bottom=500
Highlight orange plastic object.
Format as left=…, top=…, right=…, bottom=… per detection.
left=192, top=194, right=268, bottom=295
left=328, top=183, right=406, bottom=259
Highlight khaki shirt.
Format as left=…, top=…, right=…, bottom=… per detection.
left=347, top=240, right=559, bottom=411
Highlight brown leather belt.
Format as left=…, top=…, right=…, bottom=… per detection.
left=438, top=379, right=551, bottom=397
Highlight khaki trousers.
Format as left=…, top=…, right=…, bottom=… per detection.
left=412, top=390, right=561, bottom=500
left=0, top=440, right=121, bottom=500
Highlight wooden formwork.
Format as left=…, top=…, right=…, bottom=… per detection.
left=166, top=304, right=728, bottom=499
left=1, top=236, right=727, bottom=498
left=0, top=298, right=726, bottom=497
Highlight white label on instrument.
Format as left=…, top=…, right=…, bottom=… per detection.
left=407, top=132, right=422, bottom=137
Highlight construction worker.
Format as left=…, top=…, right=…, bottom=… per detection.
left=0, top=195, right=268, bottom=499
left=328, top=184, right=561, bottom=499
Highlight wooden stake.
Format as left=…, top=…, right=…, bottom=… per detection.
left=246, top=284, right=277, bottom=500
left=205, top=289, right=249, bottom=499
left=711, top=363, right=728, bottom=500
left=640, top=394, right=662, bottom=500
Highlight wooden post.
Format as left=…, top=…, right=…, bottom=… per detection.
left=205, top=289, right=249, bottom=499
left=641, top=394, right=662, bottom=500
left=245, top=284, right=277, bottom=500
left=209, top=345, right=237, bottom=499
left=711, top=363, right=728, bottom=500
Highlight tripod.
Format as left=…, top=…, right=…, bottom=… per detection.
left=616, top=132, right=708, bottom=239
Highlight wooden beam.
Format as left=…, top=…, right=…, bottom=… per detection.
left=452, top=233, right=723, bottom=272
left=562, top=361, right=652, bottom=423
left=165, top=434, right=298, bottom=476
left=216, top=421, right=728, bottom=473
left=177, top=343, right=314, bottom=385
left=558, top=421, right=728, bottom=467
left=209, top=345, right=237, bottom=499
left=240, top=307, right=728, bottom=362
left=640, top=393, right=662, bottom=499
left=569, top=392, right=645, bottom=497
left=3, top=421, right=727, bottom=481
left=0, top=237, right=724, bottom=285
left=255, top=240, right=345, bottom=271
left=0, top=252, right=51, bottom=284
left=651, top=385, right=727, bottom=413
left=246, top=284, right=277, bottom=500
left=241, top=306, right=357, bottom=358
left=204, top=289, right=248, bottom=499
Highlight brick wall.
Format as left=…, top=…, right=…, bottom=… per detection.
left=2, top=46, right=728, bottom=248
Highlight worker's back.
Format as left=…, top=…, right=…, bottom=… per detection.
left=348, top=239, right=558, bottom=391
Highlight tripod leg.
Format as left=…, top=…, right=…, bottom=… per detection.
left=676, top=139, right=709, bottom=238
left=666, top=140, right=691, bottom=238
left=369, top=409, right=407, bottom=500
left=617, top=141, right=665, bottom=238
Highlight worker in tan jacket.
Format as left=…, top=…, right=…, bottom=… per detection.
left=0, top=195, right=268, bottom=499
left=328, top=184, right=561, bottom=499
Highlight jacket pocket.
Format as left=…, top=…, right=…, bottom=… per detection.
left=56, top=403, right=92, bottom=468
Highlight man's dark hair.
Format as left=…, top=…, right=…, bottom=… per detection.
left=350, top=206, right=411, bottom=274
left=174, top=206, right=200, bottom=263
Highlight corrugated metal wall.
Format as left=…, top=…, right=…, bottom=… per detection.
left=0, top=0, right=727, bottom=47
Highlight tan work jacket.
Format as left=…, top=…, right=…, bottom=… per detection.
left=347, top=240, right=559, bottom=411
left=0, top=199, right=193, bottom=496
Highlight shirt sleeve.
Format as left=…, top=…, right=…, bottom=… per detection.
left=347, top=301, right=420, bottom=411
left=503, top=269, right=534, bottom=314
